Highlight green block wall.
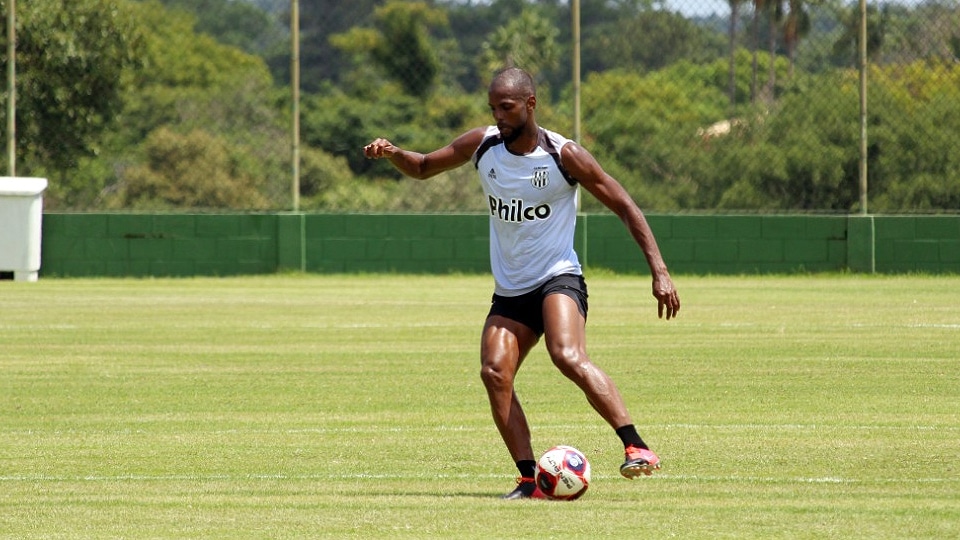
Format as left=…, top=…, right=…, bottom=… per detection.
left=37, top=213, right=960, bottom=278
left=41, top=214, right=278, bottom=277
left=302, top=214, right=489, bottom=273
left=874, top=216, right=960, bottom=273
left=580, top=215, right=849, bottom=274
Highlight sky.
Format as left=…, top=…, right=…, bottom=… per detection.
left=444, top=0, right=941, bottom=19
left=664, top=0, right=732, bottom=17
left=245, top=0, right=944, bottom=21
left=644, top=0, right=936, bottom=18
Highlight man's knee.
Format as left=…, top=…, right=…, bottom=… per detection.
left=480, top=357, right=514, bottom=390
left=549, top=345, right=588, bottom=374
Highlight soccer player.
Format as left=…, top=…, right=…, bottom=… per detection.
left=363, top=67, right=680, bottom=499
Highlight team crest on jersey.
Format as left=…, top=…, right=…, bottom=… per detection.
left=531, top=167, right=550, bottom=190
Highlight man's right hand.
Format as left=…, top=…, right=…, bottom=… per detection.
left=363, top=138, right=398, bottom=159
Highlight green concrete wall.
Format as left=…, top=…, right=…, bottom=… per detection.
left=37, top=213, right=959, bottom=277
left=874, top=216, right=960, bottom=273
left=41, top=213, right=278, bottom=277
left=584, top=215, right=850, bottom=274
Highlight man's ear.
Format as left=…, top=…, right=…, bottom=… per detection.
left=527, top=94, right=537, bottom=110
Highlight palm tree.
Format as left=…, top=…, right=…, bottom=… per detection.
left=750, top=0, right=783, bottom=103
left=765, top=0, right=783, bottom=102
left=750, top=0, right=762, bottom=102
left=751, top=0, right=782, bottom=104
left=832, top=3, right=887, bottom=67
left=727, top=0, right=748, bottom=109
left=782, top=0, right=812, bottom=78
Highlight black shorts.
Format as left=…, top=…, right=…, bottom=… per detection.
left=487, top=273, right=588, bottom=337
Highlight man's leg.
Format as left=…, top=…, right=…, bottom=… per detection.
left=541, top=294, right=631, bottom=425
left=541, top=294, right=661, bottom=477
left=480, top=315, right=542, bottom=498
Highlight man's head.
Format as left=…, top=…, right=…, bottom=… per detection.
left=489, top=67, right=536, bottom=100
left=488, top=67, right=537, bottom=145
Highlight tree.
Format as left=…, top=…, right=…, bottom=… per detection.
left=330, top=1, right=446, bottom=98
left=868, top=61, right=960, bottom=211
left=726, top=0, right=748, bottom=108
left=831, top=3, right=888, bottom=66
left=302, top=86, right=479, bottom=177
left=580, top=9, right=725, bottom=74
left=293, top=0, right=380, bottom=91
left=139, top=0, right=287, bottom=56
left=750, top=0, right=783, bottom=103
left=120, top=2, right=277, bottom=133
left=782, top=0, right=813, bottom=77
left=578, top=68, right=727, bottom=210
left=478, top=8, right=561, bottom=81
left=0, top=0, right=143, bottom=176
left=66, top=0, right=288, bottom=210
left=872, top=1, right=960, bottom=65
left=105, top=127, right=271, bottom=209
left=765, top=0, right=784, bottom=101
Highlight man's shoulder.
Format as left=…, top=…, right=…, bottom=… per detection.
left=472, top=126, right=504, bottom=166
left=538, top=128, right=578, bottom=185
left=539, top=127, right=573, bottom=152
left=539, top=127, right=573, bottom=147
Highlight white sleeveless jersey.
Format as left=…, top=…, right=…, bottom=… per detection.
left=472, top=126, right=582, bottom=296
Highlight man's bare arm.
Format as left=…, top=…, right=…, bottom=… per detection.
left=561, top=142, right=680, bottom=319
left=363, top=128, right=487, bottom=180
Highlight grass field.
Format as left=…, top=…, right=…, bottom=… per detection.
left=1, top=273, right=958, bottom=539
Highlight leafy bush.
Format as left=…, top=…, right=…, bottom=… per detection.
left=105, top=128, right=271, bottom=210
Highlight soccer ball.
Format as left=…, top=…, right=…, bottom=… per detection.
left=535, top=445, right=591, bottom=500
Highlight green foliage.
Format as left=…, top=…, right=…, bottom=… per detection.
left=104, top=127, right=271, bottom=210
left=124, top=3, right=273, bottom=102
left=330, top=1, right=447, bottom=98
left=143, top=0, right=288, bottom=56
left=830, top=3, right=890, bottom=66
left=289, top=0, right=381, bottom=92
left=99, top=1, right=288, bottom=209
left=478, top=8, right=561, bottom=81
left=681, top=57, right=960, bottom=212
left=302, top=85, right=481, bottom=178
left=577, top=68, right=728, bottom=210
left=312, top=165, right=486, bottom=213
left=298, top=146, right=355, bottom=200
left=1, top=0, right=143, bottom=176
left=709, top=72, right=859, bottom=210
left=868, top=61, right=960, bottom=211
left=582, top=9, right=727, bottom=72
left=5, top=0, right=960, bottom=213
left=1, top=0, right=292, bottom=209
left=302, top=89, right=418, bottom=177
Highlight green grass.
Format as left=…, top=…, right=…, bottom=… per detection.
left=1, top=273, right=958, bottom=539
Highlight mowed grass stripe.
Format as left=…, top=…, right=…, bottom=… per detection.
left=1, top=274, right=958, bottom=539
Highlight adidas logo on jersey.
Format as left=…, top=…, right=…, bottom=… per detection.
left=488, top=196, right=552, bottom=223
left=487, top=168, right=497, bottom=180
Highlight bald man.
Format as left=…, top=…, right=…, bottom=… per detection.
left=363, top=67, right=679, bottom=499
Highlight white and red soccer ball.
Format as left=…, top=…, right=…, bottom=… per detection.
left=535, top=445, right=591, bottom=500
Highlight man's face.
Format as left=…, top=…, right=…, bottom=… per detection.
left=488, top=86, right=533, bottom=144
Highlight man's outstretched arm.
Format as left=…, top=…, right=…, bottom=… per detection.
left=363, top=128, right=487, bottom=180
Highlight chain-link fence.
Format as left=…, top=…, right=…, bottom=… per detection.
left=4, top=0, right=959, bottom=213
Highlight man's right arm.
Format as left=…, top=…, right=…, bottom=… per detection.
left=363, top=127, right=487, bottom=180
